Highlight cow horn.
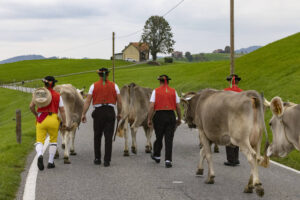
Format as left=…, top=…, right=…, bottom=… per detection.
left=264, top=98, right=271, bottom=108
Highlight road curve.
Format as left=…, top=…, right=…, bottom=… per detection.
left=18, top=108, right=300, bottom=200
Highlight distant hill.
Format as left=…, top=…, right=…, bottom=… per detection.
left=0, top=55, right=47, bottom=64
left=235, top=46, right=262, bottom=54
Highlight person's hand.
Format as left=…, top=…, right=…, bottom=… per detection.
left=176, top=119, right=181, bottom=127
left=148, top=119, right=152, bottom=127
left=81, top=114, right=87, bottom=123
left=117, top=114, right=122, bottom=121
left=61, top=123, right=67, bottom=131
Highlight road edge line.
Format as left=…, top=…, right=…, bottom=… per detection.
left=270, top=160, right=300, bottom=174
left=23, top=137, right=50, bottom=200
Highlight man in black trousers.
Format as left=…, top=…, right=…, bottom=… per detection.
left=148, top=75, right=181, bottom=168
left=224, top=74, right=242, bottom=166
left=81, top=68, right=122, bottom=167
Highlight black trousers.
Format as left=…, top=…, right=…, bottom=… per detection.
left=226, top=146, right=239, bottom=163
left=92, top=106, right=115, bottom=162
left=153, top=110, right=176, bottom=161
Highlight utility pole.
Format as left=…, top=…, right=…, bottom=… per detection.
left=230, top=0, right=235, bottom=75
left=112, top=32, right=115, bottom=82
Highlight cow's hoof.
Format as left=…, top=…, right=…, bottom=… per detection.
left=123, top=150, right=129, bottom=157
left=54, top=152, right=59, bottom=159
left=62, top=144, right=65, bottom=149
left=145, top=146, right=152, bottom=153
left=255, top=185, right=264, bottom=197
left=131, top=147, right=137, bottom=154
left=64, top=159, right=71, bottom=164
left=205, top=176, right=215, bottom=184
left=196, top=169, right=204, bottom=176
left=214, top=146, right=219, bottom=153
left=70, top=151, right=77, bottom=156
left=244, top=185, right=254, bottom=193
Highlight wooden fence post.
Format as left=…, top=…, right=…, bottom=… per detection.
left=16, top=109, right=22, bottom=144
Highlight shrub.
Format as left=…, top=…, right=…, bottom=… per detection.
left=164, top=57, right=173, bottom=63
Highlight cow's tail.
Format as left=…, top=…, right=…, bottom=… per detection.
left=117, top=114, right=129, bottom=138
left=248, top=91, right=270, bottom=168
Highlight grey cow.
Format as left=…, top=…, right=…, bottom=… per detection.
left=117, top=83, right=153, bottom=156
left=54, top=84, right=84, bottom=164
left=267, top=96, right=300, bottom=157
left=181, top=89, right=269, bottom=197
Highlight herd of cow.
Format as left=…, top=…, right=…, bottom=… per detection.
left=51, top=83, right=299, bottom=197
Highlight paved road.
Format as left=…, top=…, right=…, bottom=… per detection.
left=19, top=108, right=300, bottom=200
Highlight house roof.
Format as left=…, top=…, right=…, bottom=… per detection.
left=123, top=42, right=149, bottom=53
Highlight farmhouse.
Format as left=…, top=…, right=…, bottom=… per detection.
left=122, top=42, right=149, bottom=62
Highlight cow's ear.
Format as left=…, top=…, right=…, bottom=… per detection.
left=270, top=97, right=284, bottom=117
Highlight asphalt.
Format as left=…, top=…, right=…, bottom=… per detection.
left=18, top=108, right=300, bottom=200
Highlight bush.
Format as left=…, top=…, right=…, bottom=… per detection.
left=164, top=57, right=173, bottom=63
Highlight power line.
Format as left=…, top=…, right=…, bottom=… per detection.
left=163, top=0, right=185, bottom=17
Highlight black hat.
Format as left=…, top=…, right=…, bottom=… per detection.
left=226, top=74, right=241, bottom=82
left=157, top=74, right=171, bottom=81
left=43, top=76, right=58, bottom=83
left=97, top=68, right=110, bottom=74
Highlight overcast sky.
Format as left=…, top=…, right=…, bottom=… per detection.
left=0, top=0, right=299, bottom=60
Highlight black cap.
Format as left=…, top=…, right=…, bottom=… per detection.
left=157, top=74, right=171, bottom=81
left=226, top=74, right=241, bottom=82
left=97, top=68, right=110, bottom=74
left=43, top=76, right=58, bottom=83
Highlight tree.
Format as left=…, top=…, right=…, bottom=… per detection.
left=224, top=46, right=231, bottom=53
left=141, top=16, right=175, bottom=61
left=185, top=51, right=193, bottom=62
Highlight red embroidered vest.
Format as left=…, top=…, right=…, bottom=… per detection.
left=154, top=85, right=176, bottom=111
left=92, top=80, right=117, bottom=105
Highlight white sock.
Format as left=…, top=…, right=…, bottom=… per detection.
left=166, top=160, right=172, bottom=163
left=35, top=143, right=43, bottom=157
left=48, top=144, right=57, bottom=164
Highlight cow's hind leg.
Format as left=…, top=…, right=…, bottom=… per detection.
left=199, top=129, right=215, bottom=184
left=54, top=149, right=59, bottom=159
left=144, top=126, right=152, bottom=153
left=130, top=127, right=137, bottom=154
left=196, top=148, right=205, bottom=176
left=123, top=119, right=129, bottom=156
left=70, top=129, right=77, bottom=156
left=63, top=133, right=71, bottom=164
left=240, top=143, right=264, bottom=197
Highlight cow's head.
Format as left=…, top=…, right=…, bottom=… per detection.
left=181, top=92, right=197, bottom=128
left=76, top=88, right=87, bottom=99
left=267, top=96, right=294, bottom=157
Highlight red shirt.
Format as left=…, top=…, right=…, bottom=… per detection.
left=154, top=85, right=177, bottom=111
left=92, top=80, right=117, bottom=105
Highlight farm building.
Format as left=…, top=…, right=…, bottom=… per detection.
left=122, top=42, right=149, bottom=62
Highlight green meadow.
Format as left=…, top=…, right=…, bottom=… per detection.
left=0, top=32, right=300, bottom=199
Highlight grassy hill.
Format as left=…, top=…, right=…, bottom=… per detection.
left=1, top=32, right=300, bottom=199
left=0, top=59, right=129, bottom=83
left=166, top=53, right=243, bottom=63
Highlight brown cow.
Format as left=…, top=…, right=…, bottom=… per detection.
left=181, top=89, right=269, bottom=197
left=54, top=84, right=84, bottom=164
left=117, top=83, right=153, bottom=156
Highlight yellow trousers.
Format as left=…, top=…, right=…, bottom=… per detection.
left=36, top=113, right=60, bottom=144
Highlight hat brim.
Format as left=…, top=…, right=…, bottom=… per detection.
left=32, top=88, right=52, bottom=108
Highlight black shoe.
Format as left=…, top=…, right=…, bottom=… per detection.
left=94, top=159, right=101, bottom=165
left=104, top=161, right=110, bottom=167
left=47, top=162, right=55, bottom=169
left=165, top=161, right=172, bottom=168
left=151, top=154, right=160, bottom=163
left=37, top=155, right=44, bottom=171
left=224, top=161, right=240, bottom=167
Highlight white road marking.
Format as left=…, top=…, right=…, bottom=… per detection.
left=270, top=160, right=300, bottom=175
left=172, top=181, right=183, bottom=184
left=23, top=137, right=50, bottom=200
